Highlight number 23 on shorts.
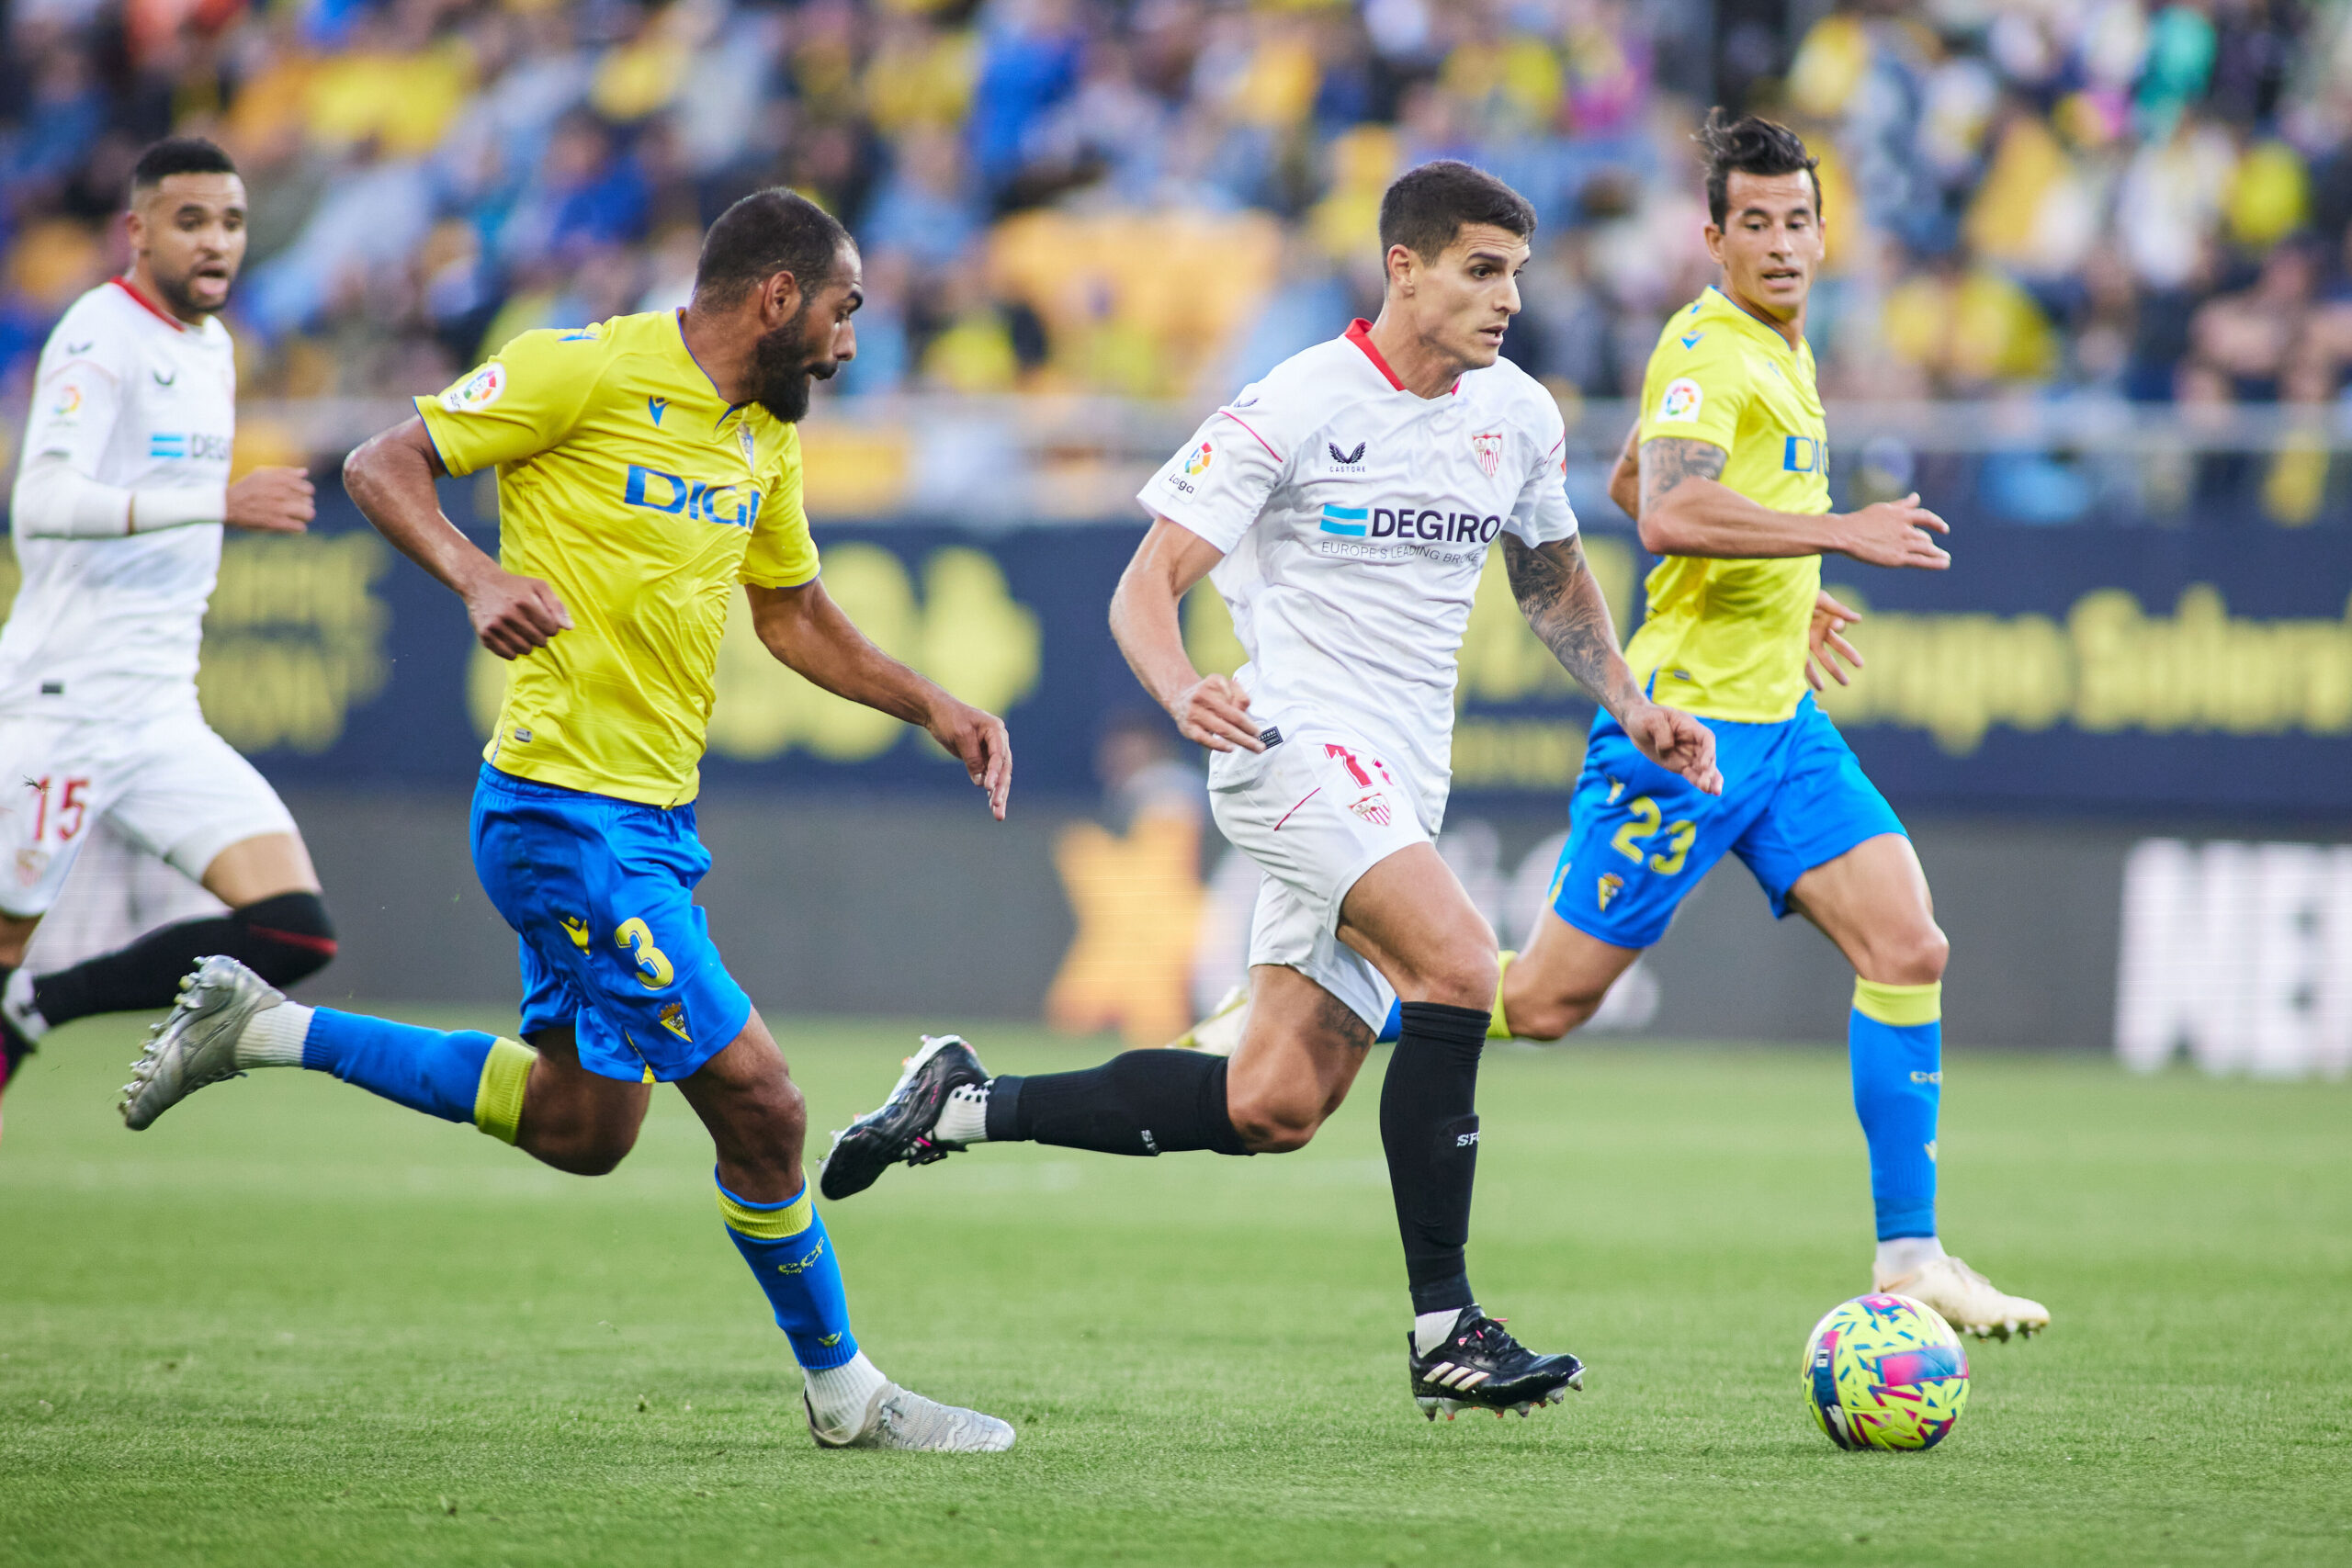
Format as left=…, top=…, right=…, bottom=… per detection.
left=1606, top=791, right=1697, bottom=875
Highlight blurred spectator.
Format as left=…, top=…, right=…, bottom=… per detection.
left=0, top=0, right=2345, bottom=449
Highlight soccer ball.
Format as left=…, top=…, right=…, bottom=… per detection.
left=1801, top=1292, right=1970, bottom=1451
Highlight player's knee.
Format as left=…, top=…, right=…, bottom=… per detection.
left=1226, top=1085, right=1323, bottom=1155
left=1871, top=924, right=1949, bottom=987
left=233, top=891, right=337, bottom=986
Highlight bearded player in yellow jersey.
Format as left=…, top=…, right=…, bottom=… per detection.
left=1504, top=112, right=2047, bottom=1339
left=116, top=190, right=1019, bottom=1450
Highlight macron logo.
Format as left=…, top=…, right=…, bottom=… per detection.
left=1319, top=503, right=1369, bottom=537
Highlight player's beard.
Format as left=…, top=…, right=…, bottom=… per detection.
left=750, top=306, right=835, bottom=424
left=150, top=257, right=233, bottom=319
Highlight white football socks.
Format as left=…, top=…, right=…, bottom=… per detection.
left=1875, top=1235, right=1947, bottom=1282
left=1413, top=1307, right=1464, bottom=1358
left=933, top=1082, right=990, bottom=1145
left=233, top=1000, right=313, bottom=1068
left=804, top=1351, right=889, bottom=1434
left=2, top=968, right=48, bottom=1041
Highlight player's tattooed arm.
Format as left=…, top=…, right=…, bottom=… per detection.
left=1503, top=534, right=1724, bottom=795
left=1635, top=436, right=1951, bottom=569
left=1635, top=436, right=1727, bottom=518
left=1502, top=534, right=1639, bottom=713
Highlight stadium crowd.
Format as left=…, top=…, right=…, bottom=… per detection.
left=1, top=0, right=2349, bottom=418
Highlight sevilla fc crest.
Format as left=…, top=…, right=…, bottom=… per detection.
left=1348, top=792, right=1394, bottom=828
left=1471, top=431, right=1503, bottom=478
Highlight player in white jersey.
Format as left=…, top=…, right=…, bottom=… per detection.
left=0, top=139, right=332, bottom=1134
left=821, top=164, right=1720, bottom=1418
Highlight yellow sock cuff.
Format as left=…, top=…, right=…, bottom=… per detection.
left=1487, top=951, right=1519, bottom=1040
left=717, top=1180, right=813, bottom=1240
left=1852, top=978, right=1941, bottom=1028
left=472, top=1037, right=536, bottom=1145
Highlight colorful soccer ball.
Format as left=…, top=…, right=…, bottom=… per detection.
left=1801, top=1292, right=1970, bottom=1451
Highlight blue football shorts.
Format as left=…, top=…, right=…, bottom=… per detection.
left=469, top=764, right=752, bottom=1084
left=1546, top=694, right=1907, bottom=951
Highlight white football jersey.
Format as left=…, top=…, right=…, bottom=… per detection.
left=1141, top=321, right=1577, bottom=829
left=0, top=279, right=238, bottom=718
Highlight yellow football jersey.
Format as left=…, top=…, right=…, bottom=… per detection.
left=417, top=311, right=820, bottom=807
left=1626, top=287, right=1829, bottom=724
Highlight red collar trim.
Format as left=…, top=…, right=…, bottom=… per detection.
left=112, top=276, right=188, bottom=333
left=1344, top=317, right=1459, bottom=396
left=1345, top=318, right=1405, bottom=390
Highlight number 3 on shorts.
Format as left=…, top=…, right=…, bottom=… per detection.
left=614, top=917, right=674, bottom=988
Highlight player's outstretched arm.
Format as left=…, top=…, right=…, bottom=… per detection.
left=344, top=418, right=572, bottom=660
left=1502, top=534, right=1722, bottom=795
left=1108, top=516, right=1261, bottom=754
left=747, top=581, right=1012, bottom=819
left=1637, top=436, right=1951, bottom=570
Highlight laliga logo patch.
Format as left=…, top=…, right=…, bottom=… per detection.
left=1470, top=430, right=1503, bottom=478
left=1183, top=440, right=1215, bottom=477
left=442, top=362, right=507, bottom=414
left=1347, top=791, right=1393, bottom=828
left=51, top=383, right=83, bottom=419
left=1658, top=377, right=1702, bottom=423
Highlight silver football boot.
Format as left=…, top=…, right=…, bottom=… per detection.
left=120, top=955, right=283, bottom=1131
left=806, top=1383, right=1016, bottom=1452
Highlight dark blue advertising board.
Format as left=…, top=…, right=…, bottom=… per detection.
left=11, top=478, right=2346, bottom=818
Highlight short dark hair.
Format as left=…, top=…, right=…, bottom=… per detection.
left=1697, top=107, right=1820, bottom=228
left=1378, top=161, right=1536, bottom=264
left=130, top=136, right=237, bottom=196
left=694, top=188, right=853, bottom=310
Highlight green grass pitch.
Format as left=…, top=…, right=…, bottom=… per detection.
left=2, top=1014, right=2346, bottom=1566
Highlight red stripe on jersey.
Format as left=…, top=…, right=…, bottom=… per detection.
left=1345, top=319, right=1404, bottom=389
left=1217, top=409, right=1283, bottom=462
left=110, top=276, right=188, bottom=332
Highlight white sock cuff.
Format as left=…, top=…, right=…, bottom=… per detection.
left=804, top=1351, right=888, bottom=1428
left=1874, top=1235, right=1947, bottom=1281
left=1413, top=1307, right=1464, bottom=1358
left=934, top=1082, right=990, bottom=1145
left=2, top=967, right=47, bottom=1040
left=234, top=1001, right=314, bottom=1068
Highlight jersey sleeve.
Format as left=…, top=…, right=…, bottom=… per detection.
left=1136, top=388, right=1294, bottom=553
left=20, top=329, right=127, bottom=475
left=414, top=328, right=607, bottom=478
left=1637, top=325, right=1747, bottom=456
left=1504, top=396, right=1578, bottom=546
left=741, top=423, right=820, bottom=589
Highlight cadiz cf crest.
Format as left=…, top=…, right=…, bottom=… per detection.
left=1597, top=872, right=1624, bottom=910
left=659, top=1002, right=693, bottom=1042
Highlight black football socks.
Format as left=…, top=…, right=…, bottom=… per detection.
left=27, top=891, right=336, bottom=1031
left=983, top=1048, right=1252, bottom=1156
left=1380, top=1000, right=1490, bottom=1314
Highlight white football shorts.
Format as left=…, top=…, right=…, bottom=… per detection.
left=0, top=706, right=298, bottom=919
left=1206, top=714, right=1427, bottom=1031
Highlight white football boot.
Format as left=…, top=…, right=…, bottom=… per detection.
left=1169, top=984, right=1249, bottom=1056
left=1874, top=1255, right=2050, bottom=1341
left=806, top=1383, right=1016, bottom=1452
left=121, top=956, right=281, bottom=1131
